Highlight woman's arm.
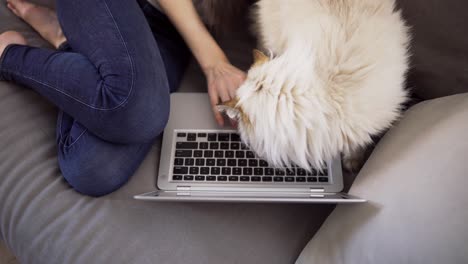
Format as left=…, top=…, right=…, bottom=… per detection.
left=157, top=0, right=245, bottom=126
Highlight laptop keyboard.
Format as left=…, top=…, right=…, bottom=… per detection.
left=171, top=131, right=329, bottom=184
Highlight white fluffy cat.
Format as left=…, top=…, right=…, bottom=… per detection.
left=218, top=0, right=410, bottom=170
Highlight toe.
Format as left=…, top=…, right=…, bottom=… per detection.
left=6, top=1, right=21, bottom=17
left=7, top=3, right=18, bottom=15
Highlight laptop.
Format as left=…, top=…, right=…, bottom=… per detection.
left=134, top=93, right=365, bottom=203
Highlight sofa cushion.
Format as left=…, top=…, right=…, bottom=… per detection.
left=296, top=93, right=468, bottom=264
left=397, top=0, right=468, bottom=100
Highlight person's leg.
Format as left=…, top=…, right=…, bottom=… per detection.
left=56, top=110, right=153, bottom=197
left=53, top=2, right=190, bottom=196
left=0, top=0, right=170, bottom=144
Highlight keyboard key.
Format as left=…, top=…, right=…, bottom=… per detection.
left=174, top=158, right=184, bottom=166
left=297, top=177, right=306, bottom=182
left=248, top=159, right=258, bottom=167
left=215, top=151, right=224, bottom=158
left=210, top=143, right=219, bottom=149
left=238, top=159, right=247, bottom=166
left=219, top=133, right=230, bottom=141
left=177, top=132, right=186, bottom=137
left=240, top=176, right=250, bottom=182
left=227, top=159, right=237, bottom=166
left=235, top=151, right=245, bottom=158
left=190, top=167, right=199, bottom=174
left=319, top=169, right=328, bottom=176
left=173, top=167, right=188, bottom=174
left=232, top=168, right=242, bottom=175
left=230, top=143, right=240, bottom=149
left=230, top=133, right=241, bottom=141
left=265, top=168, right=274, bottom=175
left=297, top=168, right=306, bottom=176
left=241, top=143, right=248, bottom=150
left=222, top=167, right=231, bottom=175
left=262, top=176, right=273, bottom=182
left=218, top=176, right=227, bottom=181
left=251, top=176, right=261, bottom=182
left=195, top=159, right=205, bottom=166
left=211, top=167, right=220, bottom=175
left=200, top=167, right=210, bottom=174
left=176, top=142, right=198, bottom=149
left=243, top=168, right=253, bottom=175
left=254, top=168, right=263, bottom=175
left=207, top=176, right=216, bottom=181
left=206, top=159, right=215, bottom=166
left=307, top=177, right=317, bottom=182
left=259, top=160, right=269, bottom=167
left=204, top=150, right=214, bottom=158
left=194, top=150, right=203, bottom=157
left=275, top=169, right=285, bottom=176
left=173, top=175, right=182, bottom=180
left=185, top=158, right=194, bottom=166
left=285, top=177, right=295, bottom=182
left=229, top=176, right=239, bottom=181
left=286, top=169, right=296, bottom=176
left=319, top=177, right=329, bottom=182
left=183, top=175, right=194, bottom=181
left=199, top=142, right=209, bottom=149
left=246, top=151, right=255, bottom=158
left=175, top=150, right=192, bottom=157
left=195, top=176, right=205, bottom=181
left=208, top=133, right=217, bottom=141
left=187, top=133, right=196, bottom=141
left=307, top=169, right=317, bottom=176
left=217, top=159, right=226, bottom=166
left=225, top=151, right=234, bottom=158
left=274, top=176, right=284, bottom=182
left=220, top=142, right=230, bottom=149
left=197, top=133, right=207, bottom=137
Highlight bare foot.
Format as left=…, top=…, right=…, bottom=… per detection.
left=6, top=0, right=66, bottom=48
left=0, top=31, right=27, bottom=58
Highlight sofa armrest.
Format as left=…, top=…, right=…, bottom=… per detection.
left=297, top=93, right=468, bottom=264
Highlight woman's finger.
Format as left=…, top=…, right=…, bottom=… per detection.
left=208, top=83, right=224, bottom=126
left=216, top=75, right=231, bottom=103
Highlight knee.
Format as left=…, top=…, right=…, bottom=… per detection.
left=109, top=93, right=170, bottom=143
left=58, top=154, right=134, bottom=197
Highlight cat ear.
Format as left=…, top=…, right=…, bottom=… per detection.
left=217, top=98, right=241, bottom=120
left=253, top=49, right=269, bottom=66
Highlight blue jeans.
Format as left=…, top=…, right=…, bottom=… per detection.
left=0, top=0, right=190, bottom=196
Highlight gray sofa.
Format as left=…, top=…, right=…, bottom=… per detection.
left=1, top=1, right=468, bottom=264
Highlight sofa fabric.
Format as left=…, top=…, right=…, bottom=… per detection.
left=296, top=93, right=468, bottom=264
left=0, top=1, right=335, bottom=264
left=397, top=0, right=468, bottom=100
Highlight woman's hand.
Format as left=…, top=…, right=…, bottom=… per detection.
left=204, top=59, right=246, bottom=126
left=157, top=0, right=246, bottom=125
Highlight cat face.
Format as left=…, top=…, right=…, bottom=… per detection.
left=217, top=50, right=319, bottom=169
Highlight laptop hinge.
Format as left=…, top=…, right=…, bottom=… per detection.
left=177, top=186, right=191, bottom=191
left=310, top=188, right=325, bottom=193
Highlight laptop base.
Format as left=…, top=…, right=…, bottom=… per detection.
left=135, top=190, right=366, bottom=203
